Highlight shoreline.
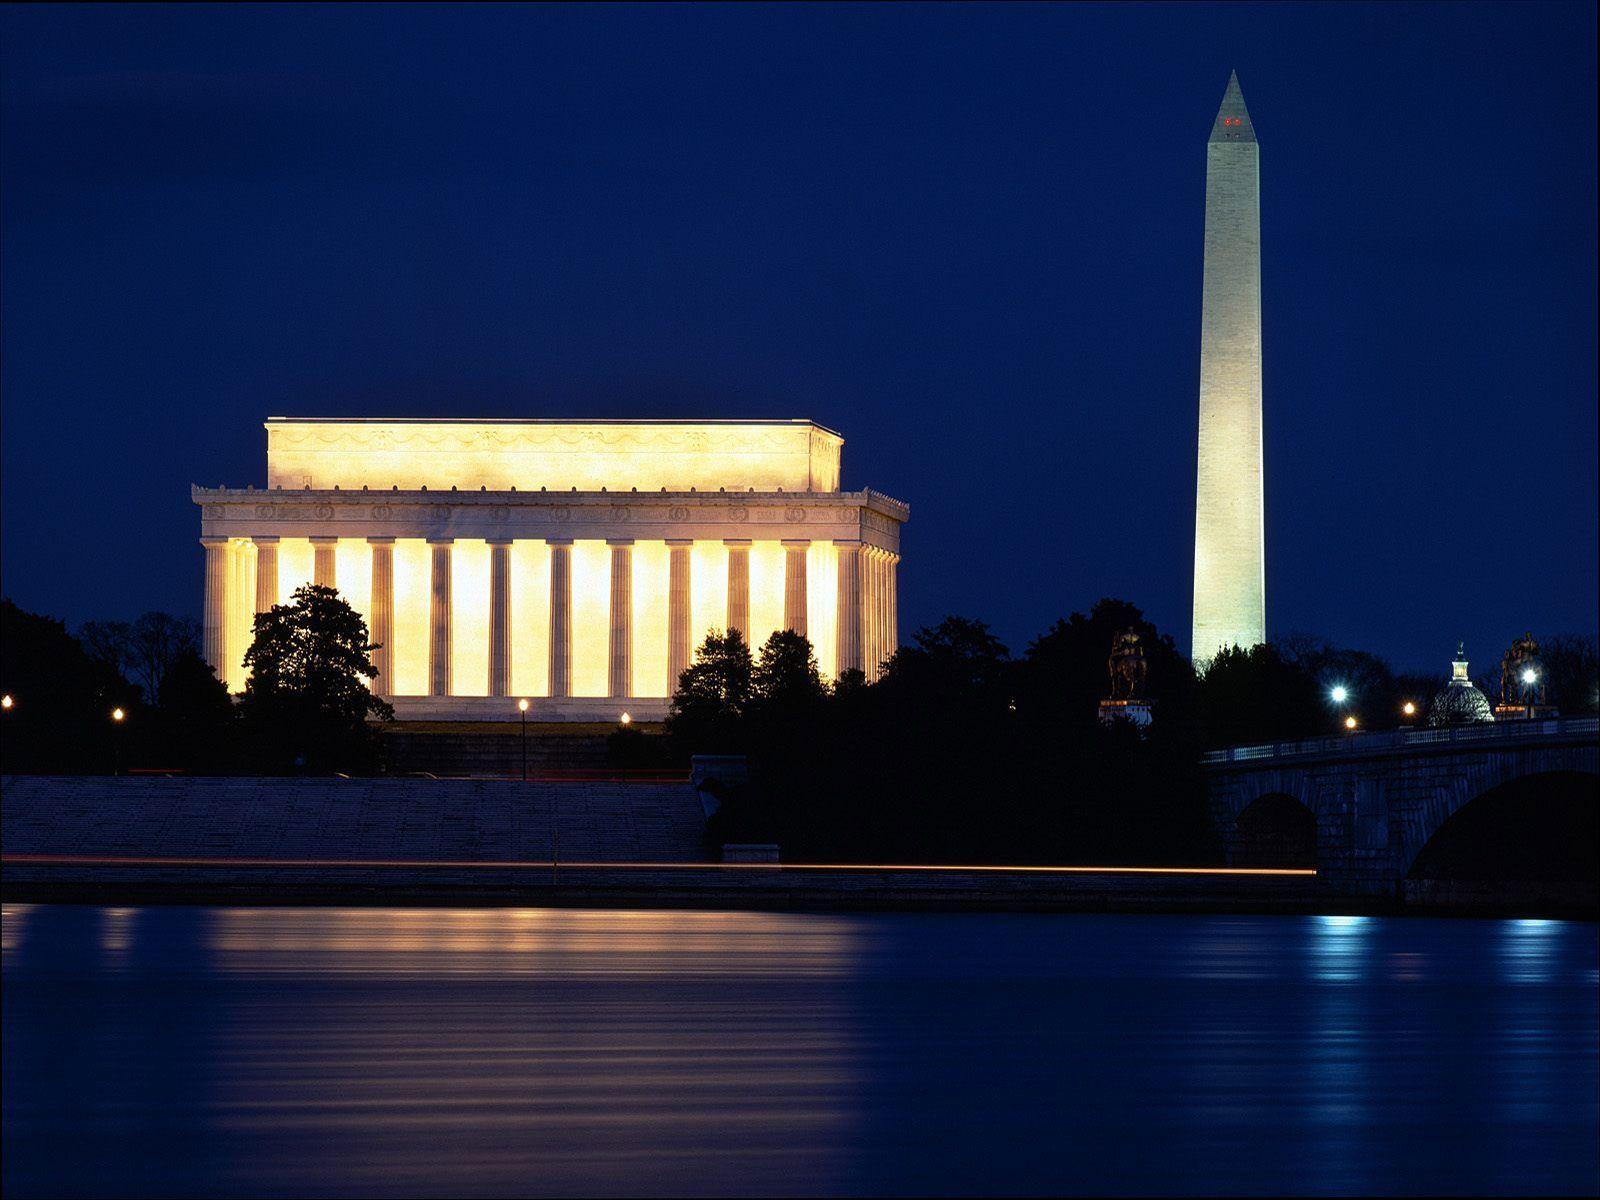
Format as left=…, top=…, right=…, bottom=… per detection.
left=6, top=869, right=1595, bottom=921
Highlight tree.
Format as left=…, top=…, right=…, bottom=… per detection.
left=237, top=584, right=392, bottom=773
left=80, top=612, right=202, bottom=704
left=2, top=600, right=141, bottom=773
left=1194, top=643, right=1325, bottom=748
left=751, top=629, right=828, bottom=710
left=152, top=648, right=238, bottom=773
left=78, top=618, right=133, bottom=681
left=664, top=629, right=753, bottom=755
left=875, top=616, right=1012, bottom=710
left=1277, top=635, right=1403, bottom=728
left=1542, top=634, right=1599, bottom=715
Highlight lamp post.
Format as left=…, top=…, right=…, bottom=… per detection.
left=110, top=706, right=126, bottom=775
left=1521, top=668, right=1538, bottom=720
left=1329, top=684, right=1352, bottom=733
left=1, top=694, right=14, bottom=711
left=518, top=698, right=529, bottom=780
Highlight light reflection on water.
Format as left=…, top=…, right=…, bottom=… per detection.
left=3, top=905, right=1597, bottom=1198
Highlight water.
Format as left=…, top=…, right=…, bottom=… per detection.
left=3, top=906, right=1596, bottom=1197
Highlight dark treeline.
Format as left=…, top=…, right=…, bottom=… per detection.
left=4, top=591, right=1597, bottom=866
left=649, top=603, right=1599, bottom=864
left=1, top=587, right=389, bottom=776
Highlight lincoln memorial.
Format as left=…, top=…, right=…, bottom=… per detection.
left=193, top=418, right=907, bottom=720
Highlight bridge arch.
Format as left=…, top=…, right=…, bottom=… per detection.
left=1232, top=792, right=1317, bottom=868
left=1396, top=751, right=1600, bottom=879
left=1405, top=769, right=1599, bottom=883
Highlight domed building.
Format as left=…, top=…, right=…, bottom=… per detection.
left=1427, top=642, right=1494, bottom=726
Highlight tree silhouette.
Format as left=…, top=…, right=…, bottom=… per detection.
left=238, top=584, right=392, bottom=773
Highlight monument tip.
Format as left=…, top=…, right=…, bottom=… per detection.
left=1210, top=70, right=1256, bottom=144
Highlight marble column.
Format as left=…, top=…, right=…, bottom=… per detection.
left=834, top=539, right=862, bottom=675
left=253, top=536, right=279, bottom=614
left=873, top=549, right=887, bottom=677
left=887, top=552, right=899, bottom=666
left=875, top=549, right=888, bottom=677
left=201, top=537, right=229, bottom=680
left=488, top=538, right=512, bottom=698
left=862, top=548, right=878, bottom=678
left=666, top=539, right=692, bottom=688
left=311, top=536, right=338, bottom=589
left=368, top=538, right=394, bottom=699
left=608, top=540, right=633, bottom=698
left=548, top=539, right=572, bottom=698
left=428, top=538, right=453, bottom=697
left=725, top=540, right=750, bottom=640
left=783, top=540, right=809, bottom=636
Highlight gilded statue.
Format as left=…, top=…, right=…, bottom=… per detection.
left=1499, top=631, right=1545, bottom=706
left=1108, top=627, right=1148, bottom=702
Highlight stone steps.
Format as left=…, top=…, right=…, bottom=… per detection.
left=1, top=775, right=708, bottom=865
left=381, top=731, right=613, bottom=778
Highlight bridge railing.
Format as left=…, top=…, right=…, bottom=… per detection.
left=1201, top=715, right=1599, bottom=765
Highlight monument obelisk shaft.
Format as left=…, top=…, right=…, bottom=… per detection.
left=1192, top=71, right=1265, bottom=664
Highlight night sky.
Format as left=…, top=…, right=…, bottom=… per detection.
left=2, top=3, right=1595, bottom=670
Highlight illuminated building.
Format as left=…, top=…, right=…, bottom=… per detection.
left=1192, top=71, right=1267, bottom=664
left=193, top=418, right=907, bottom=719
left=1427, top=642, right=1494, bottom=726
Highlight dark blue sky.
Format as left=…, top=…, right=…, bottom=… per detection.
left=3, top=3, right=1595, bottom=669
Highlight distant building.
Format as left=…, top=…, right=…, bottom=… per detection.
left=1427, top=643, right=1494, bottom=726
left=194, top=418, right=907, bottom=720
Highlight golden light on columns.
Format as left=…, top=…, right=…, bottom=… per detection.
left=193, top=418, right=906, bottom=717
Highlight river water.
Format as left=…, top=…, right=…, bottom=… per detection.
left=2, top=905, right=1596, bottom=1197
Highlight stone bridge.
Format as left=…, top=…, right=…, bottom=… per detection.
left=1204, top=716, right=1599, bottom=896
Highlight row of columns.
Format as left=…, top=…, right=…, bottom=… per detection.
left=203, top=535, right=899, bottom=697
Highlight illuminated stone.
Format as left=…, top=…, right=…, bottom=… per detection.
left=1193, top=71, right=1267, bottom=665
left=195, top=417, right=906, bottom=719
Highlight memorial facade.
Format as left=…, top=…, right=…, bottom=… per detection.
left=194, top=418, right=907, bottom=720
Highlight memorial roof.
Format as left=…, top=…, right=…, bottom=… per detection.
left=262, top=417, right=844, bottom=494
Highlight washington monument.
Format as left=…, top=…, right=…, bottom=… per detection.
left=1192, top=71, right=1265, bottom=664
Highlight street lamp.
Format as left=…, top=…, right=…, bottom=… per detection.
left=518, top=698, right=530, bottom=780
left=1329, top=685, right=1349, bottom=704
left=619, top=712, right=631, bottom=726
left=1344, top=715, right=1358, bottom=731
left=110, top=707, right=126, bottom=776
left=1, top=693, right=13, bottom=711
left=1402, top=701, right=1417, bottom=717
left=1521, top=667, right=1539, bottom=719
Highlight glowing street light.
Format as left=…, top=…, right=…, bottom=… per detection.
left=1344, top=715, right=1358, bottom=731
left=619, top=712, right=632, bottom=726
left=1402, top=701, right=1417, bottom=717
left=111, top=707, right=125, bottom=723
left=1, top=694, right=13, bottom=711
left=1329, top=685, right=1349, bottom=704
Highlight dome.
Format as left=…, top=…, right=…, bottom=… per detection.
left=1427, top=642, right=1494, bottom=727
